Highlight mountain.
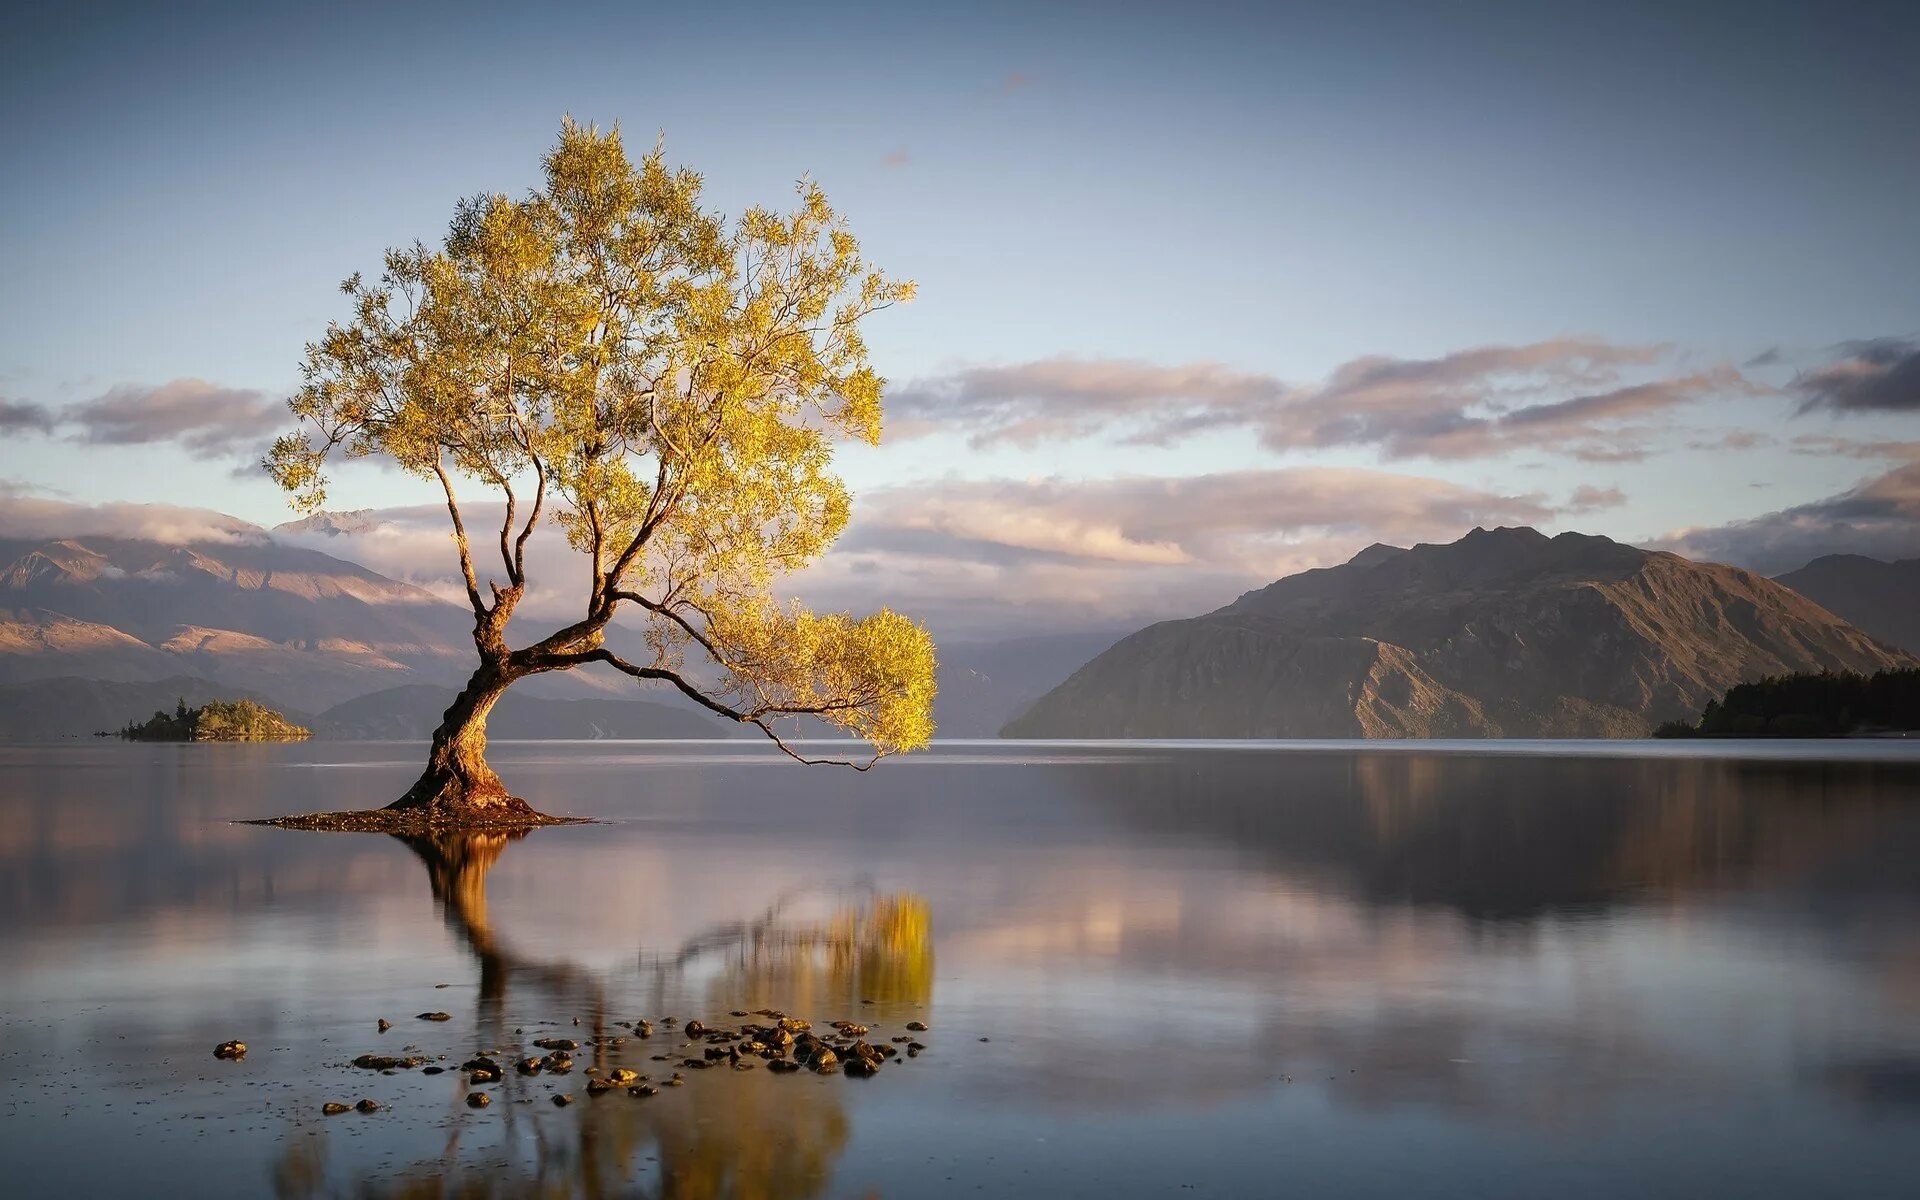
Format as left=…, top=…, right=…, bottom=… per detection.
left=272, top=509, right=389, bottom=537
left=933, top=630, right=1128, bottom=736
left=0, top=534, right=477, bottom=708
left=1775, top=554, right=1920, bottom=656
left=1003, top=526, right=1918, bottom=739
left=312, top=684, right=737, bottom=740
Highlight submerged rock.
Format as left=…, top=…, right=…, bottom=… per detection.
left=905, top=1021, right=930, bottom=1032
left=462, top=1056, right=503, bottom=1084
left=532, top=1037, right=578, bottom=1051
left=417, top=1012, right=452, bottom=1022
left=322, top=1102, right=350, bottom=1116
left=354, top=1098, right=381, bottom=1113
left=213, top=1040, right=246, bottom=1060
left=352, top=1054, right=428, bottom=1071
left=466, top=1092, right=491, bottom=1109
left=551, top=1093, right=573, bottom=1107
left=377, top=1019, right=392, bottom=1033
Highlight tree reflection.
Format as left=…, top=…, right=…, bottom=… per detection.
left=272, top=829, right=930, bottom=1199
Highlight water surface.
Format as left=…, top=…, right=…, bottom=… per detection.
left=2, top=739, right=1917, bottom=1197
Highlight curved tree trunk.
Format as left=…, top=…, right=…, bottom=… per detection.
left=389, top=662, right=547, bottom=822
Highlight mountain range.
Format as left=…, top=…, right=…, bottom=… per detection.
left=1774, top=554, right=1920, bottom=660
left=0, top=534, right=474, bottom=708
left=1003, top=527, right=1918, bottom=738
left=4, top=518, right=1915, bottom=742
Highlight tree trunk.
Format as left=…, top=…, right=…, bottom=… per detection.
left=389, top=662, right=547, bottom=822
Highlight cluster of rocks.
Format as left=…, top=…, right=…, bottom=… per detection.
left=220, top=1006, right=937, bottom=1117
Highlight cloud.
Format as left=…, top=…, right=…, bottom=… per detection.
left=892, top=340, right=1754, bottom=462
left=1792, top=338, right=1920, bottom=415
left=0, top=485, right=260, bottom=544
left=0, top=397, right=55, bottom=433
left=1787, top=434, right=1920, bottom=460
left=65, top=379, right=283, bottom=459
left=1654, top=458, right=1920, bottom=575
left=1565, top=485, right=1626, bottom=513
left=790, top=467, right=1562, bottom=636
left=890, top=357, right=1284, bottom=448
left=270, top=467, right=1564, bottom=640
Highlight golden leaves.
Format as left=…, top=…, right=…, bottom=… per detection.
left=270, top=119, right=935, bottom=758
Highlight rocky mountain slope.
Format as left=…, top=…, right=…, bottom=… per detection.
left=0, top=534, right=477, bottom=708
left=1003, top=527, right=1917, bottom=739
left=1774, top=554, right=1920, bottom=656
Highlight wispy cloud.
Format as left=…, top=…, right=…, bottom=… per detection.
left=790, top=467, right=1563, bottom=635
left=1791, top=337, right=1920, bottom=415
left=0, top=397, right=56, bottom=433
left=891, top=340, right=1756, bottom=462
left=66, top=379, right=283, bottom=458
left=0, top=484, right=260, bottom=544
left=1565, top=485, right=1626, bottom=513
left=1654, top=454, right=1920, bottom=574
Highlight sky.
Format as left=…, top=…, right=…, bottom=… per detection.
left=2, top=0, right=1918, bottom=639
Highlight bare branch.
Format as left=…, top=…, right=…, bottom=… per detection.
left=432, top=461, right=487, bottom=617
left=557, top=647, right=880, bottom=770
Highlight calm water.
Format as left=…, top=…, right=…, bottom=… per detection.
left=2, top=739, right=1918, bottom=1198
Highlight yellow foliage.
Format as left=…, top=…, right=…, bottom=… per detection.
left=267, top=119, right=934, bottom=759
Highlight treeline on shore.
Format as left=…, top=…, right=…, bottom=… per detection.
left=1655, top=667, right=1920, bottom=738
left=114, top=698, right=312, bottom=743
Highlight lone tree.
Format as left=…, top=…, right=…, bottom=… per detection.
left=268, top=121, right=935, bottom=825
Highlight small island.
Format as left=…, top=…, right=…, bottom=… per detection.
left=1654, top=667, right=1920, bottom=738
left=116, top=699, right=312, bottom=742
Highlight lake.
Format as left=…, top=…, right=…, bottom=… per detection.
left=2, top=739, right=1917, bottom=1198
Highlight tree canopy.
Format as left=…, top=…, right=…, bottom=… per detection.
left=268, top=120, right=934, bottom=764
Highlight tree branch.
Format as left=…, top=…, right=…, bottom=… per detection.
left=432, top=461, right=487, bottom=617
left=553, top=647, right=879, bottom=770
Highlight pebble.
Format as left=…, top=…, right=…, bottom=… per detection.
left=377, top=1019, right=392, bottom=1033
left=551, top=1093, right=573, bottom=1107
left=416, top=1012, right=452, bottom=1022
left=321, top=1102, right=350, bottom=1116
left=354, top=1098, right=380, bottom=1113
left=905, top=1021, right=930, bottom=1032
left=466, top=1092, right=490, bottom=1108
left=213, top=1040, right=246, bottom=1060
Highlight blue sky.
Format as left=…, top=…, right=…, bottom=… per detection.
left=3, top=1, right=1917, bottom=635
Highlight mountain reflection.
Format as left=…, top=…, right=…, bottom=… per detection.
left=1071, top=751, right=1920, bottom=917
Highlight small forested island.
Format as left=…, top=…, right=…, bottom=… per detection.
left=115, top=699, right=312, bottom=742
left=1654, top=668, right=1920, bottom=738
